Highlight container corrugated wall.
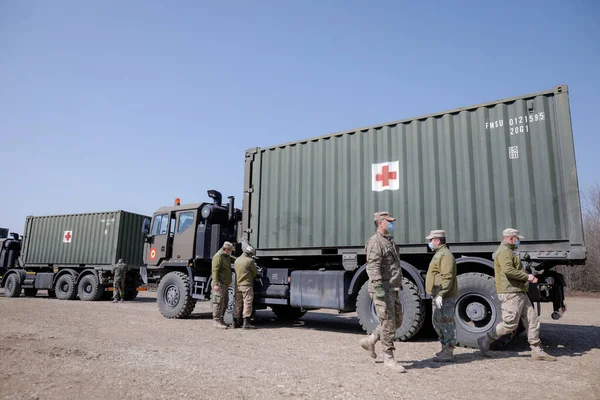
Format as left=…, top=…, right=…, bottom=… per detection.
left=245, top=85, right=584, bottom=251
left=22, top=211, right=149, bottom=267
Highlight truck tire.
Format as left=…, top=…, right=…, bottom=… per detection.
left=356, top=278, right=425, bottom=341
left=454, top=273, right=504, bottom=348
left=157, top=271, right=196, bottom=319
left=24, top=288, right=38, bottom=297
left=4, top=273, right=22, bottom=298
left=124, top=290, right=139, bottom=301
left=78, top=275, right=103, bottom=301
left=54, top=274, right=78, bottom=300
left=271, top=305, right=307, bottom=321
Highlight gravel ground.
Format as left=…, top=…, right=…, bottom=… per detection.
left=1, top=291, right=599, bottom=400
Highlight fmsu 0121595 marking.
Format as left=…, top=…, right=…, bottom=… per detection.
left=486, top=112, right=545, bottom=134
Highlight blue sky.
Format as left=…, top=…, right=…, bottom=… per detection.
left=1, top=0, right=598, bottom=233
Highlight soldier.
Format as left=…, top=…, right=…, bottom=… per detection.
left=112, top=258, right=128, bottom=303
left=211, top=241, right=236, bottom=329
left=425, top=230, right=458, bottom=362
left=233, top=245, right=258, bottom=330
left=358, top=211, right=405, bottom=373
left=477, top=228, right=556, bottom=361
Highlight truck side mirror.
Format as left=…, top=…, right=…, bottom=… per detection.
left=142, top=218, right=151, bottom=235
left=144, top=234, right=153, bottom=244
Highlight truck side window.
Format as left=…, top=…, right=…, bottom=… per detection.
left=177, top=212, right=194, bottom=235
left=152, top=214, right=169, bottom=236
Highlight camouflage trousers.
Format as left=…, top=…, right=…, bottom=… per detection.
left=235, top=285, right=254, bottom=319
left=493, top=292, right=541, bottom=347
left=113, top=278, right=125, bottom=300
left=212, top=284, right=230, bottom=320
left=371, top=289, right=403, bottom=353
left=432, top=296, right=456, bottom=348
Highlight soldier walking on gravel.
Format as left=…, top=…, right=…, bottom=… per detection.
left=112, top=258, right=128, bottom=303
left=358, top=211, right=405, bottom=373
left=425, top=230, right=458, bottom=362
left=212, top=242, right=236, bottom=329
left=477, top=228, right=556, bottom=361
left=233, top=245, right=258, bottom=329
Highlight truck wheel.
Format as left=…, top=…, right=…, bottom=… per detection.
left=157, top=271, right=196, bottom=319
left=24, top=288, right=38, bottom=297
left=454, top=273, right=503, bottom=348
left=271, top=305, right=306, bottom=321
left=4, top=273, right=22, bottom=298
left=78, top=275, right=102, bottom=301
left=124, top=290, right=139, bottom=301
left=54, top=274, right=78, bottom=300
left=356, top=278, right=426, bottom=341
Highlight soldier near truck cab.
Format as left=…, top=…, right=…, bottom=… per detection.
left=112, top=258, right=128, bottom=303
left=477, top=228, right=556, bottom=361
left=425, top=230, right=458, bottom=362
left=211, top=241, right=236, bottom=329
left=359, top=211, right=406, bottom=373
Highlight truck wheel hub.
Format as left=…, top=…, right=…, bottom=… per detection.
left=165, top=285, right=179, bottom=307
left=466, top=302, right=486, bottom=322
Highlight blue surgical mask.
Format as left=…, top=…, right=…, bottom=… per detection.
left=386, top=222, right=395, bottom=234
left=428, top=241, right=435, bottom=250
left=515, top=239, right=521, bottom=247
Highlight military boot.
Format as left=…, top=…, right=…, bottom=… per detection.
left=232, top=318, right=242, bottom=329
left=477, top=333, right=494, bottom=357
left=434, top=346, right=454, bottom=362
left=382, top=352, right=406, bottom=373
left=359, top=334, right=377, bottom=359
left=213, top=319, right=229, bottom=329
left=112, top=298, right=118, bottom=303
left=243, top=317, right=256, bottom=329
left=531, top=346, right=557, bottom=361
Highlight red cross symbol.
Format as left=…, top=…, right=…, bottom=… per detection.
left=376, top=166, right=397, bottom=187
left=64, top=232, right=72, bottom=241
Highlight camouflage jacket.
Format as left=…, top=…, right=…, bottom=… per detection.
left=112, top=262, right=128, bottom=280
left=211, top=249, right=235, bottom=286
left=425, top=244, right=458, bottom=298
left=494, top=242, right=529, bottom=293
left=234, top=253, right=258, bottom=287
left=365, top=232, right=403, bottom=293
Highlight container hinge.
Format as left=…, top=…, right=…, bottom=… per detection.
left=246, top=188, right=254, bottom=193
left=244, top=228, right=253, bottom=233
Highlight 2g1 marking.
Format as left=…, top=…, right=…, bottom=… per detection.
left=510, top=125, right=528, bottom=135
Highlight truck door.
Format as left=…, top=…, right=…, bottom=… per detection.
left=147, top=213, right=174, bottom=266
left=172, top=210, right=197, bottom=261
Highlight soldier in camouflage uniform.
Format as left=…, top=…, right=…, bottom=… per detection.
left=425, top=230, right=458, bottom=362
left=358, top=211, right=405, bottom=373
left=211, top=241, right=236, bottom=329
left=477, top=228, right=556, bottom=361
left=233, top=245, right=258, bottom=330
left=112, top=258, right=128, bottom=303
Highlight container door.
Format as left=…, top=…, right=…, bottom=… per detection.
left=147, top=213, right=174, bottom=266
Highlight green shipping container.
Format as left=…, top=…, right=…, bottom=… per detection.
left=21, top=210, right=149, bottom=268
left=242, top=85, right=586, bottom=263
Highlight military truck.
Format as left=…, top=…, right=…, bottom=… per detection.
left=140, top=85, right=585, bottom=348
left=1, top=211, right=148, bottom=300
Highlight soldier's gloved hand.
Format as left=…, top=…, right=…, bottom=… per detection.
left=434, top=295, right=443, bottom=309
left=374, top=284, right=385, bottom=300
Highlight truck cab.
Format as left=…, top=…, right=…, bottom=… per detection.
left=141, top=190, right=243, bottom=318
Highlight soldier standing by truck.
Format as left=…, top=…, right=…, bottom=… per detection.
left=212, top=242, right=235, bottom=329
left=112, top=258, right=128, bottom=303
left=359, top=211, right=405, bottom=373
left=477, top=228, right=556, bottom=361
left=425, top=230, right=458, bottom=362
left=233, top=245, right=258, bottom=330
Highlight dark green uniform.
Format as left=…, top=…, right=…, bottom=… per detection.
left=211, top=249, right=236, bottom=321
left=112, top=260, right=128, bottom=301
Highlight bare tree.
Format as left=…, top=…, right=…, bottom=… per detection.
left=557, top=183, right=600, bottom=292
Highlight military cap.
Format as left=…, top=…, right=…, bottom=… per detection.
left=503, top=228, right=524, bottom=240
left=373, top=211, right=396, bottom=222
left=425, top=230, right=446, bottom=240
left=222, top=241, right=233, bottom=250
left=118, top=258, right=125, bottom=263
left=244, top=245, right=255, bottom=255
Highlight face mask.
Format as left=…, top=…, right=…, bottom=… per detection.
left=515, top=239, right=520, bottom=247
left=428, top=241, right=435, bottom=250
left=386, top=222, right=395, bottom=234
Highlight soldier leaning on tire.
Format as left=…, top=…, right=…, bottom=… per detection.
left=211, top=241, right=236, bottom=329
left=477, top=228, right=556, bottom=361
left=425, top=230, right=458, bottom=362
left=358, top=211, right=406, bottom=373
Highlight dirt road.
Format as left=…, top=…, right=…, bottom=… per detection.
left=1, top=292, right=599, bottom=400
